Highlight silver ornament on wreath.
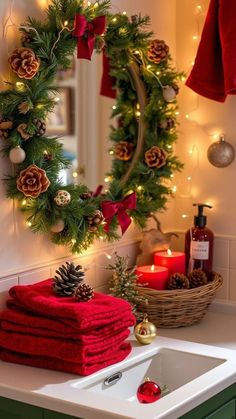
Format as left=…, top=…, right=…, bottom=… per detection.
left=9, top=146, right=26, bottom=164
left=162, top=85, right=177, bottom=102
left=207, top=134, right=235, bottom=168
left=54, top=190, right=71, bottom=206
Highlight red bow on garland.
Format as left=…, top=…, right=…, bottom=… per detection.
left=72, top=14, right=106, bottom=60
left=101, top=192, right=137, bottom=235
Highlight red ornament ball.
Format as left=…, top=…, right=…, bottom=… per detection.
left=137, top=379, right=161, bottom=403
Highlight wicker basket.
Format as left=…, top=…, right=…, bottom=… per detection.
left=137, top=272, right=223, bottom=328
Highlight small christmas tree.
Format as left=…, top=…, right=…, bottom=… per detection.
left=106, top=252, right=147, bottom=319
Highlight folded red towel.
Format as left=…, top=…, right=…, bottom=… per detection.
left=0, top=328, right=130, bottom=363
left=186, top=0, right=236, bottom=102
left=0, top=342, right=132, bottom=376
left=8, top=279, right=135, bottom=331
left=0, top=307, right=135, bottom=341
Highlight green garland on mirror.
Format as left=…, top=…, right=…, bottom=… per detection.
left=0, top=0, right=183, bottom=254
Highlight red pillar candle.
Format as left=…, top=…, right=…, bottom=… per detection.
left=154, top=249, right=186, bottom=276
left=136, top=265, right=169, bottom=290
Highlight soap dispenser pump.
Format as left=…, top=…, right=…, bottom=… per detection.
left=185, top=204, right=214, bottom=275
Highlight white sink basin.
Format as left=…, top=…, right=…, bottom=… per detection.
left=80, top=347, right=225, bottom=402
left=67, top=336, right=236, bottom=418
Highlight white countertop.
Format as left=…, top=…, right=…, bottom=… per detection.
left=0, top=302, right=236, bottom=419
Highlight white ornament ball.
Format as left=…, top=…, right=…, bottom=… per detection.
left=162, top=85, right=176, bottom=102
left=54, top=190, right=71, bottom=206
left=9, top=146, right=26, bottom=164
left=50, top=219, right=65, bottom=233
left=207, top=136, right=235, bottom=168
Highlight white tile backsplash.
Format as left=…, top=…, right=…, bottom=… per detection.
left=0, top=276, right=18, bottom=309
left=0, top=236, right=236, bottom=311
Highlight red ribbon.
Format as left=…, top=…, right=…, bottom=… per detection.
left=101, top=192, right=137, bottom=235
left=100, top=49, right=117, bottom=98
left=72, top=14, right=106, bottom=60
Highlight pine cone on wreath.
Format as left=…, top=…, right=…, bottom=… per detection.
left=188, top=269, right=208, bottom=288
left=167, top=273, right=189, bottom=290
left=86, top=210, right=104, bottom=232
left=34, top=119, right=46, bottom=136
left=53, top=262, right=85, bottom=296
left=0, top=117, right=13, bottom=139
left=74, top=283, right=94, bottom=302
left=147, top=39, right=169, bottom=64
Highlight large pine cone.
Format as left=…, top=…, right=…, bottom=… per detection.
left=147, top=39, right=169, bottom=64
left=75, top=283, right=94, bottom=302
left=188, top=269, right=208, bottom=288
left=53, top=262, right=85, bottom=296
left=167, top=273, right=189, bottom=290
left=8, top=47, right=40, bottom=79
left=144, top=146, right=167, bottom=168
left=16, top=164, right=50, bottom=198
left=115, top=141, right=134, bottom=161
left=0, top=118, right=13, bottom=139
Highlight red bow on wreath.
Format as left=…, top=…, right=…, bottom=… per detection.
left=101, top=192, right=137, bottom=235
left=72, top=14, right=106, bottom=60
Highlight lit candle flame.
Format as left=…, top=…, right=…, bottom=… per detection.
left=167, top=249, right=172, bottom=256
left=151, top=264, right=155, bottom=272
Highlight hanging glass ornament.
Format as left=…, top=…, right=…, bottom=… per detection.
left=9, top=146, right=26, bottom=164
left=207, top=134, right=235, bottom=168
left=162, top=85, right=176, bottom=102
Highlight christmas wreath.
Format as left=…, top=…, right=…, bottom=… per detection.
left=0, top=0, right=183, bottom=254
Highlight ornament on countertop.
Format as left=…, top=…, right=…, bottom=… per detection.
left=53, top=261, right=85, bottom=296
left=188, top=269, right=208, bottom=288
left=16, top=164, right=50, bottom=198
left=147, top=39, right=169, bottom=64
left=144, top=146, right=167, bottom=168
left=162, top=85, right=178, bottom=102
left=8, top=47, right=40, bottom=79
left=9, top=146, right=26, bottom=164
left=74, top=283, right=94, bottom=302
left=167, top=272, right=189, bottom=290
left=134, top=314, right=157, bottom=345
left=50, top=219, right=65, bottom=233
left=207, top=134, right=235, bottom=168
left=54, top=190, right=71, bottom=206
left=137, top=377, right=161, bottom=403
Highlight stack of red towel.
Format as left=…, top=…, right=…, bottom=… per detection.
left=0, top=279, right=135, bottom=375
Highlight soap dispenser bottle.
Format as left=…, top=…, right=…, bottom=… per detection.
left=185, top=204, right=214, bottom=275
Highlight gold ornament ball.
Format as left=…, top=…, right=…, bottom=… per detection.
left=9, top=146, right=26, bottom=164
left=162, top=85, right=176, bottom=102
left=207, top=136, right=235, bottom=168
left=54, top=190, right=71, bottom=206
left=134, top=315, right=157, bottom=345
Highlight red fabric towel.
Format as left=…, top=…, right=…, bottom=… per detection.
left=186, top=0, right=236, bottom=102
left=8, top=279, right=135, bottom=331
left=0, top=328, right=130, bottom=363
left=0, top=307, right=134, bottom=342
left=0, top=342, right=132, bottom=376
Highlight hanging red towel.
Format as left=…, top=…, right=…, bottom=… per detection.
left=0, top=307, right=134, bottom=341
left=8, top=279, right=135, bottom=331
left=0, top=342, right=132, bottom=376
left=186, top=0, right=236, bottom=102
